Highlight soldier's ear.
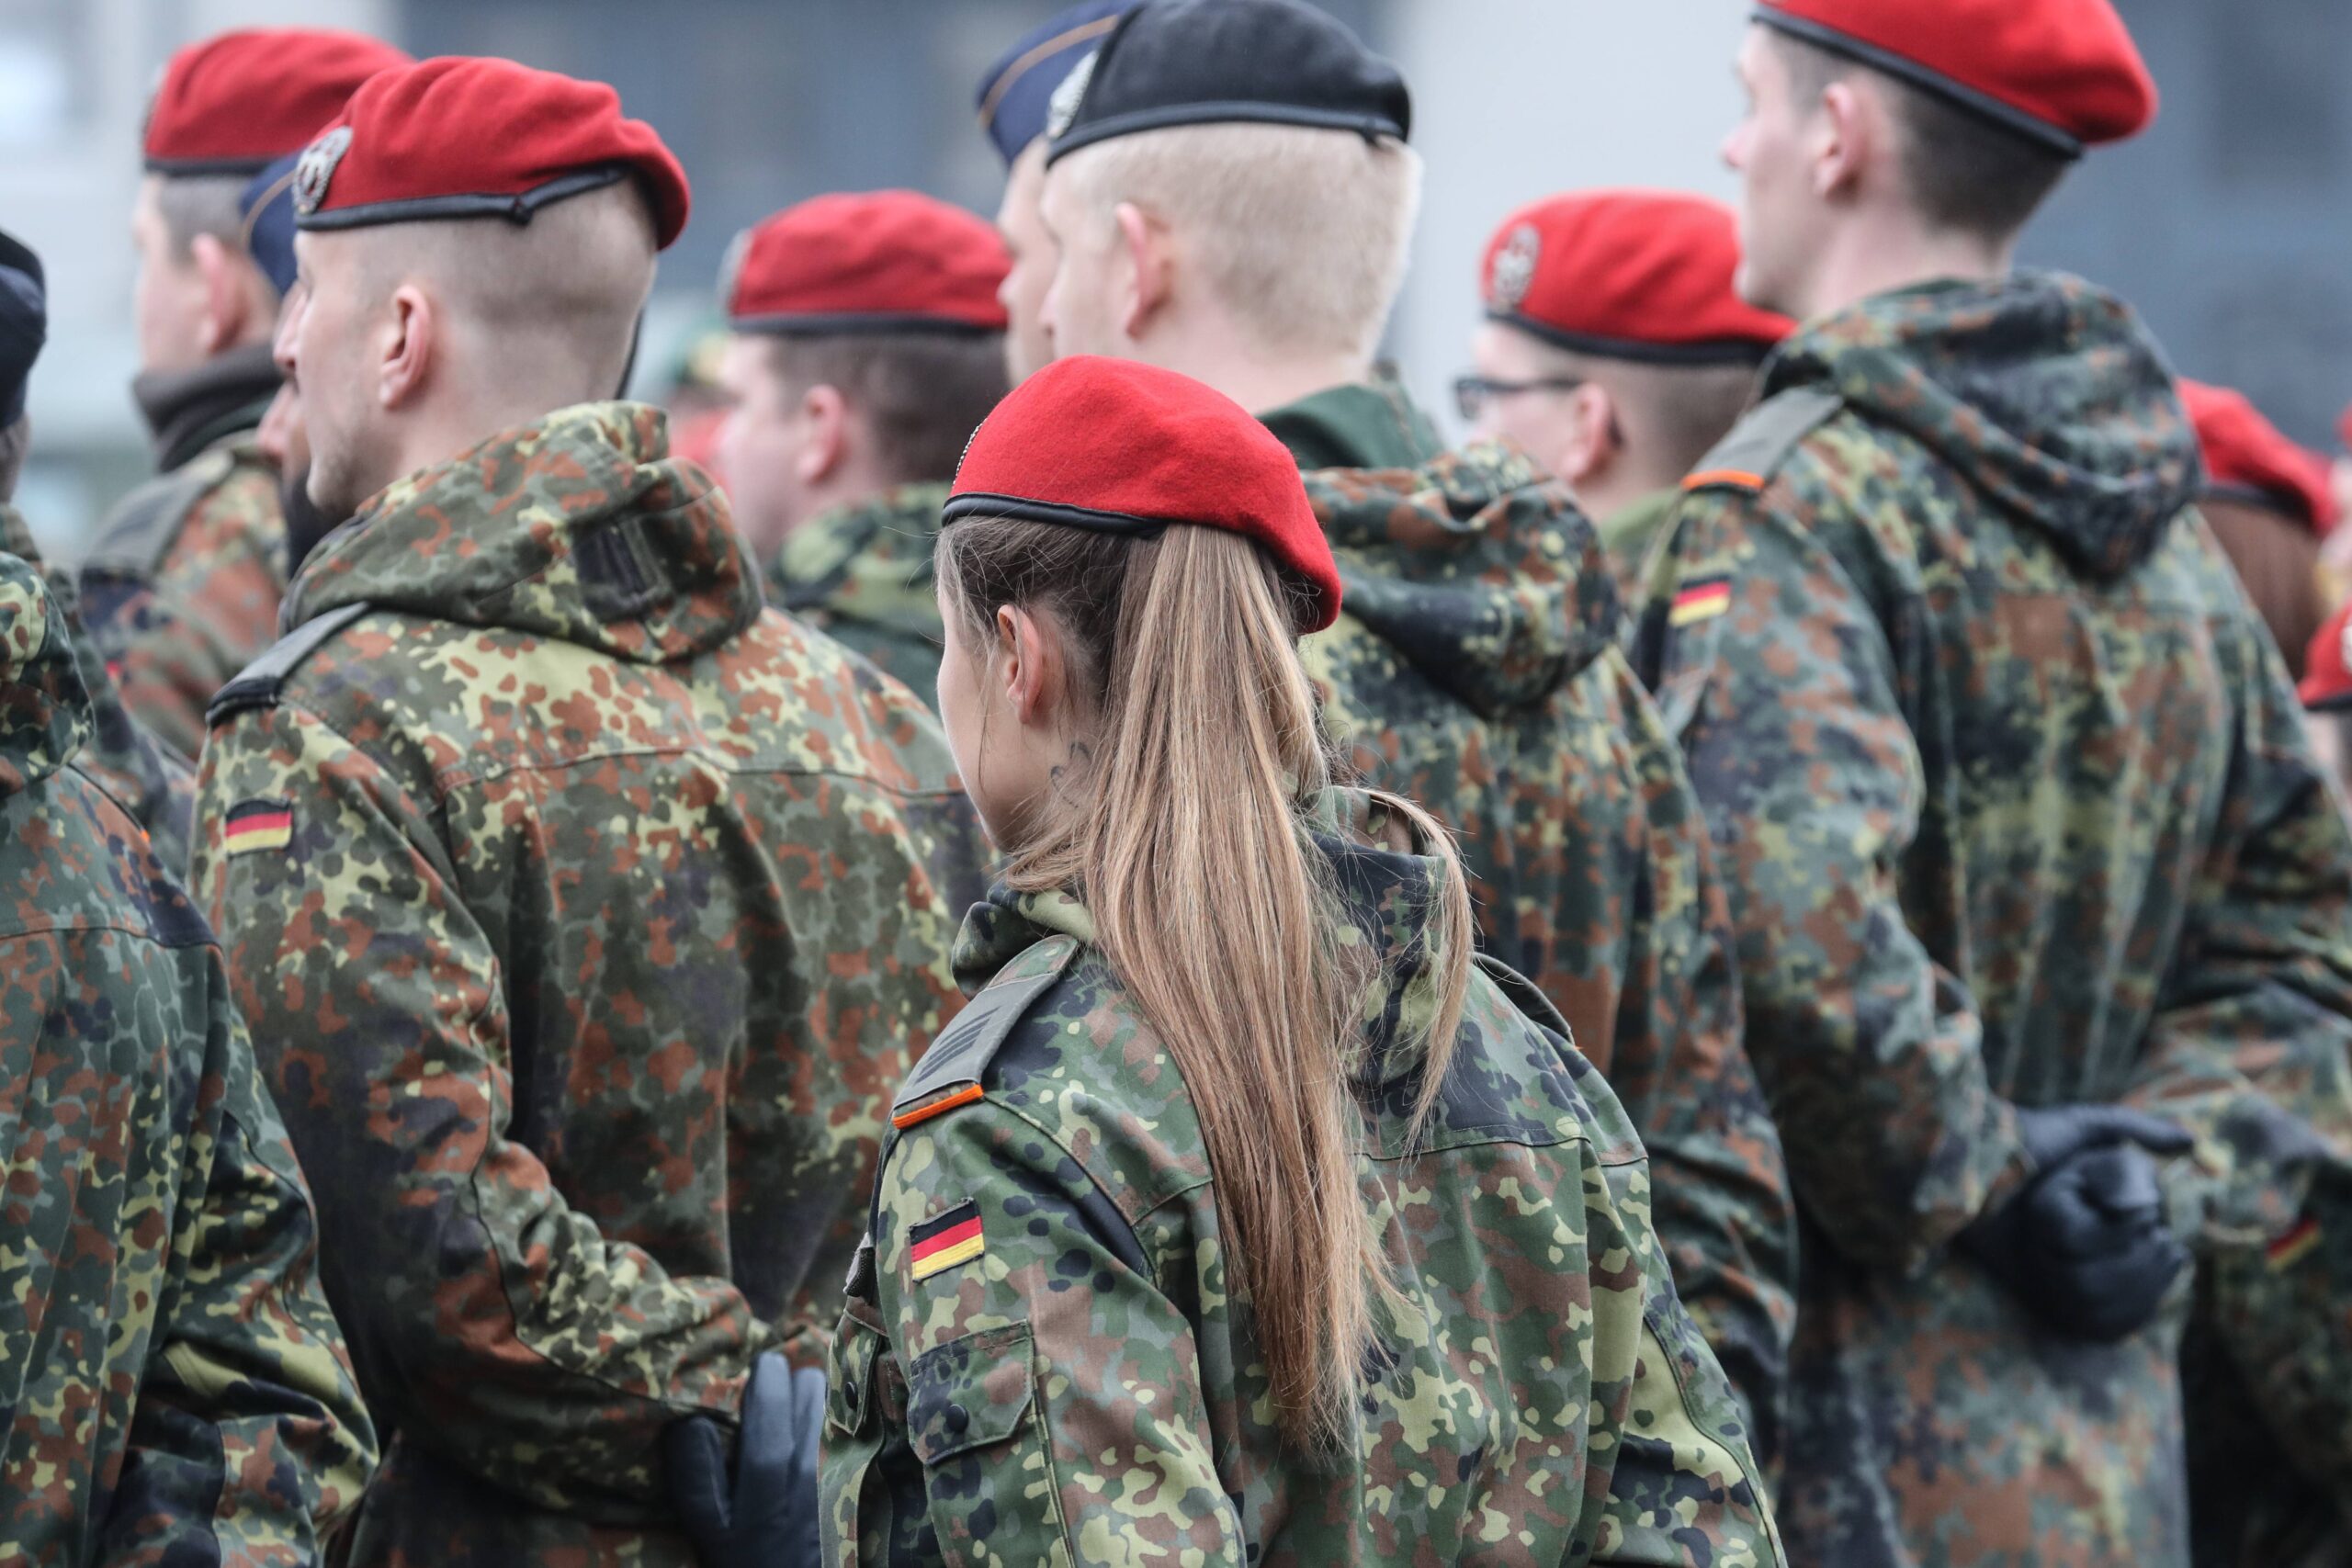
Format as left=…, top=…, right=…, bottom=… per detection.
left=379, top=282, right=438, bottom=411
left=1812, top=77, right=1873, bottom=201
left=189, top=231, right=255, bottom=355
left=1114, top=201, right=1170, bottom=343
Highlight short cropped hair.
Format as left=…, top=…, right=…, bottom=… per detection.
left=153, top=174, right=250, bottom=260
left=765, top=331, right=1009, bottom=487
left=1057, top=121, right=1421, bottom=361
left=1772, top=30, right=2071, bottom=242
left=1532, top=334, right=1763, bottom=487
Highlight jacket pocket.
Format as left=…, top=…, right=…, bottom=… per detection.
left=821, top=1302, right=896, bottom=1568
left=906, top=1321, right=1074, bottom=1566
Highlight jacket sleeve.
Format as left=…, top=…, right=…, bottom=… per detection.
left=191, top=698, right=772, bottom=1517
left=867, top=1101, right=1244, bottom=1567
left=98, top=953, right=379, bottom=1562
left=1647, top=485, right=2027, bottom=1277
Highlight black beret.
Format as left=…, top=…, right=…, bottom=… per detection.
left=1045, top=0, right=1409, bottom=166
left=0, top=231, right=44, bottom=429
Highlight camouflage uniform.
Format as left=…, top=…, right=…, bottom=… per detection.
left=0, top=550, right=375, bottom=1562
left=1261, top=378, right=1800, bottom=1467
left=1632, top=272, right=2352, bottom=1566
left=83, top=361, right=289, bottom=758
left=0, top=503, right=197, bottom=871
left=825, top=789, right=1785, bottom=1566
left=768, top=481, right=948, bottom=700
left=190, top=402, right=983, bottom=1566
left=1598, top=486, right=1679, bottom=604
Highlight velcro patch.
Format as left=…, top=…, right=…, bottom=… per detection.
left=1668, top=577, right=1732, bottom=627
left=910, top=1201, right=985, bottom=1281
left=224, top=798, right=294, bottom=855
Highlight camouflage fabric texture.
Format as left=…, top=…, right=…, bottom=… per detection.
left=1275, top=389, right=1799, bottom=1467
left=191, top=401, right=984, bottom=1567
left=0, top=550, right=376, bottom=1562
left=81, top=431, right=289, bottom=758
left=1633, top=271, right=2352, bottom=1566
left=768, top=480, right=949, bottom=701
left=0, top=502, right=197, bottom=872
left=825, top=789, right=1783, bottom=1567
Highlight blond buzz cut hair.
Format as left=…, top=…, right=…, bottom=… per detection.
left=1057, top=121, right=1421, bottom=361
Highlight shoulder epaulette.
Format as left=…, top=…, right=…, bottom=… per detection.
left=78, top=447, right=240, bottom=579
left=1680, top=386, right=1845, bottom=496
left=890, top=934, right=1082, bottom=1130
left=206, top=602, right=373, bottom=728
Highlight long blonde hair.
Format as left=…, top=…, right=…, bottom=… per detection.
left=938, top=516, right=1473, bottom=1449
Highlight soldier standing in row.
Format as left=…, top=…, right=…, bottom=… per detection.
left=1634, top=0, right=2352, bottom=1560
left=191, top=56, right=979, bottom=1565
left=1030, top=0, right=1798, bottom=1461
left=718, top=191, right=1010, bottom=697
left=84, top=28, right=407, bottom=758
left=824, top=353, right=1781, bottom=1565
left=1463, top=190, right=1790, bottom=596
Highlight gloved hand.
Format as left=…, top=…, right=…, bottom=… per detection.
left=663, top=1352, right=827, bottom=1568
left=1958, top=1104, right=2195, bottom=1342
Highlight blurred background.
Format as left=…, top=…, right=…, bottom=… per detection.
left=10, top=0, right=2346, bottom=555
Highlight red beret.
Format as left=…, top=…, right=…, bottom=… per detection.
left=725, top=192, right=1010, bottom=335
left=1481, top=190, right=1791, bottom=365
left=145, top=28, right=411, bottom=175
left=1756, top=0, right=2156, bottom=156
left=2301, top=600, right=2352, bottom=712
left=291, top=57, right=690, bottom=251
left=944, top=355, right=1340, bottom=633
left=2181, top=380, right=2339, bottom=536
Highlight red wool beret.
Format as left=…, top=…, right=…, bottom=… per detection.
left=145, top=28, right=411, bottom=175
left=725, top=191, right=1010, bottom=335
left=944, top=355, right=1341, bottom=633
left=2301, top=601, right=2352, bottom=712
left=1481, top=189, right=1791, bottom=364
left=291, top=56, right=691, bottom=251
left=1755, top=0, right=2156, bottom=156
left=2181, top=380, right=2339, bottom=536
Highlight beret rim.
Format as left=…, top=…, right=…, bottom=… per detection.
left=939, top=491, right=1174, bottom=538
left=1047, top=99, right=1407, bottom=166
left=145, top=152, right=280, bottom=178
left=1752, top=8, right=2086, bottom=159
left=732, top=311, right=1004, bottom=339
left=2205, top=478, right=2314, bottom=524
left=297, top=164, right=628, bottom=233
left=1491, top=310, right=1781, bottom=368
left=2307, top=692, right=2352, bottom=715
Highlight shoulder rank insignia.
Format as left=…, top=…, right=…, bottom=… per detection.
left=909, top=1201, right=985, bottom=1281
left=1669, top=576, right=1732, bottom=627
left=224, top=797, right=294, bottom=855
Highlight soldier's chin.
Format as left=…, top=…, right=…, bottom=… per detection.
left=282, top=467, right=351, bottom=575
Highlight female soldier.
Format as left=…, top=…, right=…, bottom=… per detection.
left=821, top=355, right=1781, bottom=1566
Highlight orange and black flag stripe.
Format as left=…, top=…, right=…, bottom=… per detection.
left=909, top=1200, right=985, bottom=1281
left=224, top=797, right=294, bottom=855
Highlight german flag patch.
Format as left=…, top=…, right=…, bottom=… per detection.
left=909, top=1201, right=985, bottom=1282
left=1669, top=576, right=1733, bottom=628
left=224, top=798, right=294, bottom=855
left=2268, top=1216, right=2321, bottom=1271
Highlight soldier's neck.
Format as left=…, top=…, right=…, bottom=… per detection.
left=1799, top=219, right=2018, bottom=324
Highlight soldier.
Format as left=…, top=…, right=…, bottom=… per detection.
left=975, top=0, right=1134, bottom=384
left=823, top=353, right=1782, bottom=1565
left=0, top=231, right=196, bottom=869
left=81, top=28, right=408, bottom=759
left=0, top=563, right=375, bottom=1551
left=190, top=58, right=979, bottom=1565
left=1630, top=0, right=2352, bottom=1561
left=238, top=152, right=349, bottom=581
left=1463, top=190, right=1790, bottom=595
left=2180, top=379, right=2336, bottom=680
left=1034, top=0, right=1798, bottom=1461
left=718, top=192, right=1010, bottom=696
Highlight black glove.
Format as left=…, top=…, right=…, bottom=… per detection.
left=1958, top=1104, right=2194, bottom=1342
left=663, top=1352, right=826, bottom=1568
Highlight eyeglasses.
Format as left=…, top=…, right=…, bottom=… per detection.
left=1453, top=374, right=1586, bottom=423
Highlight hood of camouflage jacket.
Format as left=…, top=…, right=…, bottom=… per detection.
left=0, top=555, right=89, bottom=797
left=952, top=790, right=1465, bottom=1093
left=283, top=401, right=761, bottom=661
left=1766, top=271, right=2201, bottom=579
left=1304, top=442, right=1622, bottom=720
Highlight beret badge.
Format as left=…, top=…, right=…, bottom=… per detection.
left=292, top=125, right=353, bottom=217
left=1489, top=223, right=1541, bottom=312
left=1046, top=49, right=1099, bottom=141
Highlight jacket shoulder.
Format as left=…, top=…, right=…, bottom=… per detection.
left=889, top=935, right=1084, bottom=1128
left=81, top=447, right=242, bottom=578
left=206, top=603, right=373, bottom=729
left=1681, top=386, right=1847, bottom=498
